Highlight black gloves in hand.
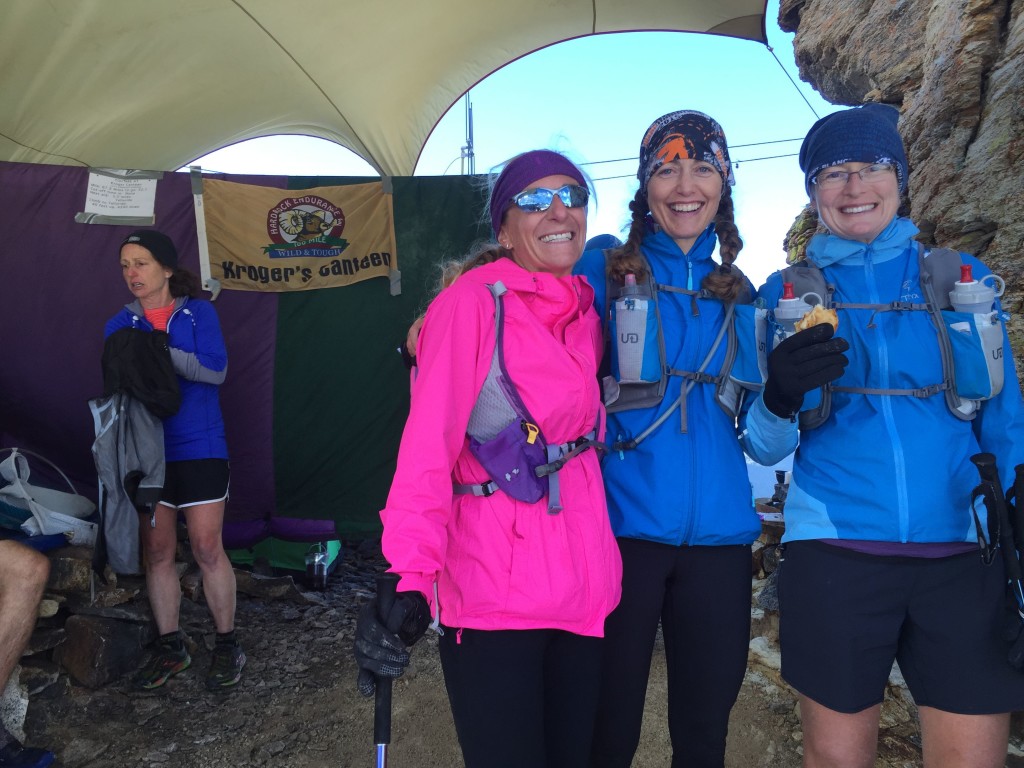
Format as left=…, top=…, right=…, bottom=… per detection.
left=763, top=323, right=850, bottom=419
left=353, top=590, right=431, bottom=697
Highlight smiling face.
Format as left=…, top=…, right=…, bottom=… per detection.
left=645, top=158, right=723, bottom=253
left=498, top=174, right=587, bottom=277
left=812, top=161, right=900, bottom=243
left=120, top=243, right=173, bottom=309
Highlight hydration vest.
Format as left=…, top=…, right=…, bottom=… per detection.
left=454, top=282, right=603, bottom=513
left=600, top=250, right=756, bottom=450
left=776, top=244, right=1003, bottom=429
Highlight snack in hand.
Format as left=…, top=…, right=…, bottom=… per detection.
left=794, top=304, right=839, bottom=333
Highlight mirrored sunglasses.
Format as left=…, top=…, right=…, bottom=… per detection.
left=511, top=184, right=590, bottom=213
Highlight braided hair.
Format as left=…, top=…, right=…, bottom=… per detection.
left=606, top=186, right=747, bottom=302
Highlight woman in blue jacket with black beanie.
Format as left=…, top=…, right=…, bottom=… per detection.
left=575, top=110, right=761, bottom=768
left=744, top=104, right=1024, bottom=767
left=106, top=230, right=245, bottom=693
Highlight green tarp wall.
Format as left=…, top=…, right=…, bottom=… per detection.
left=273, top=175, right=491, bottom=535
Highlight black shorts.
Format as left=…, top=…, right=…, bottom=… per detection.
left=159, top=459, right=230, bottom=509
left=778, top=540, right=1024, bottom=715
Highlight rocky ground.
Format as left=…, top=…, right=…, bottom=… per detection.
left=18, top=540, right=1024, bottom=768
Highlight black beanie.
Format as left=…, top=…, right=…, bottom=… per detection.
left=121, top=230, right=178, bottom=270
left=799, top=103, right=907, bottom=194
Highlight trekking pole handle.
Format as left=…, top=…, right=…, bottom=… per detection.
left=971, top=451, right=998, bottom=477
left=971, top=452, right=1021, bottom=575
left=971, top=453, right=1004, bottom=500
left=374, top=572, right=400, bottom=749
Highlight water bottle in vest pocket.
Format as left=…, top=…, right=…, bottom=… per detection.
left=944, top=267, right=1005, bottom=401
left=612, top=274, right=661, bottom=384
left=716, top=303, right=767, bottom=417
left=942, top=311, right=1005, bottom=401
left=733, top=303, right=769, bottom=388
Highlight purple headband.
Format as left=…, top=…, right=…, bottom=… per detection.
left=489, top=150, right=587, bottom=237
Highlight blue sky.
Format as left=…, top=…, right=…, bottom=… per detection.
left=188, top=0, right=840, bottom=287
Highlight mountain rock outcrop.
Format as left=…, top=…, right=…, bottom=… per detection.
left=780, top=0, right=1024, bottom=357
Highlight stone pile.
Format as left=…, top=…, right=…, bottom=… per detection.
left=1, top=538, right=384, bottom=759
left=4, top=533, right=1022, bottom=766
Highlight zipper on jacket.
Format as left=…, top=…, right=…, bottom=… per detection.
left=864, top=252, right=912, bottom=540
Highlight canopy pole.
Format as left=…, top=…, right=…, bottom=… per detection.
left=190, top=166, right=220, bottom=300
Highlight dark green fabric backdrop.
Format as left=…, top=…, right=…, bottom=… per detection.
left=273, top=175, right=490, bottom=536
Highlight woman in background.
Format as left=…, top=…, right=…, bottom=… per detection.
left=107, top=229, right=244, bottom=692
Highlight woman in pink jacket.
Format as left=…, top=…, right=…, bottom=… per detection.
left=354, top=149, right=622, bottom=768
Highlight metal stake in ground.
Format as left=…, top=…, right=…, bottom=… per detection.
left=374, top=573, right=400, bottom=767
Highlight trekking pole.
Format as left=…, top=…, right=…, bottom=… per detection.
left=1005, top=464, right=1024, bottom=668
left=970, top=453, right=1024, bottom=669
left=374, top=573, right=400, bottom=768
left=1010, top=464, right=1024, bottom=567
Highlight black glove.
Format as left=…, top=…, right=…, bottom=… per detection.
left=763, top=323, right=849, bottom=419
left=353, top=590, right=431, bottom=697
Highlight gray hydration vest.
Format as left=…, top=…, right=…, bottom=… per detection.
left=600, top=250, right=748, bottom=450
left=778, top=244, right=1001, bottom=428
left=454, top=281, right=603, bottom=513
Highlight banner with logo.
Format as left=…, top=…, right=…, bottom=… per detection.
left=200, top=178, right=397, bottom=292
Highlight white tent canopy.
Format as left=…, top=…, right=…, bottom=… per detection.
left=0, top=0, right=767, bottom=177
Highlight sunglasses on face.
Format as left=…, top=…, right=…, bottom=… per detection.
left=510, top=184, right=590, bottom=213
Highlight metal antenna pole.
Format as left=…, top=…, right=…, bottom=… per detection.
left=460, top=94, right=475, bottom=175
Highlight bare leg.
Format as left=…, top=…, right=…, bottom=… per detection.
left=919, top=707, right=1009, bottom=768
left=183, top=500, right=235, bottom=633
left=799, top=695, right=880, bottom=768
left=139, top=503, right=183, bottom=634
left=0, top=541, right=49, bottom=692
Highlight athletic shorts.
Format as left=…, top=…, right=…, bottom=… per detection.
left=778, top=539, right=1024, bottom=715
left=158, top=459, right=230, bottom=509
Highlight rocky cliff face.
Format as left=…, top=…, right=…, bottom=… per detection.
left=779, top=0, right=1024, bottom=359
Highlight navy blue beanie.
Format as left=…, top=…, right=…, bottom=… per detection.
left=121, top=229, right=178, bottom=270
left=799, top=103, right=907, bottom=194
left=584, top=234, right=623, bottom=251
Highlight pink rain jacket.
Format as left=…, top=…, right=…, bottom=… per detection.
left=381, top=259, right=622, bottom=636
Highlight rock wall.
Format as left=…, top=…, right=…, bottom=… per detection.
left=779, top=0, right=1024, bottom=360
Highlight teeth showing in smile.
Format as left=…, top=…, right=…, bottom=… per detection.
left=670, top=202, right=702, bottom=213
left=540, top=232, right=573, bottom=243
left=841, top=203, right=876, bottom=214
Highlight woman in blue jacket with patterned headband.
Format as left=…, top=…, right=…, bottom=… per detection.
left=744, top=104, right=1024, bottom=767
left=575, top=110, right=761, bottom=768
left=106, top=229, right=245, bottom=693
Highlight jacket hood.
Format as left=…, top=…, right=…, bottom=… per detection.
left=807, top=216, right=920, bottom=268
left=457, top=257, right=594, bottom=307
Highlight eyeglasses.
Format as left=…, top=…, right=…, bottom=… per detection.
left=511, top=184, right=590, bottom=213
left=812, top=163, right=895, bottom=190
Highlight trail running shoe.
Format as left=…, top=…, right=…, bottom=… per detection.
left=0, top=740, right=56, bottom=768
left=132, top=640, right=191, bottom=690
left=206, top=643, right=246, bottom=690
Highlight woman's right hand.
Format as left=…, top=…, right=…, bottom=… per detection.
left=763, top=324, right=849, bottom=419
left=353, top=590, right=431, bottom=696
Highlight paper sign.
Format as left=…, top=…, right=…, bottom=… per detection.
left=83, top=172, right=157, bottom=217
